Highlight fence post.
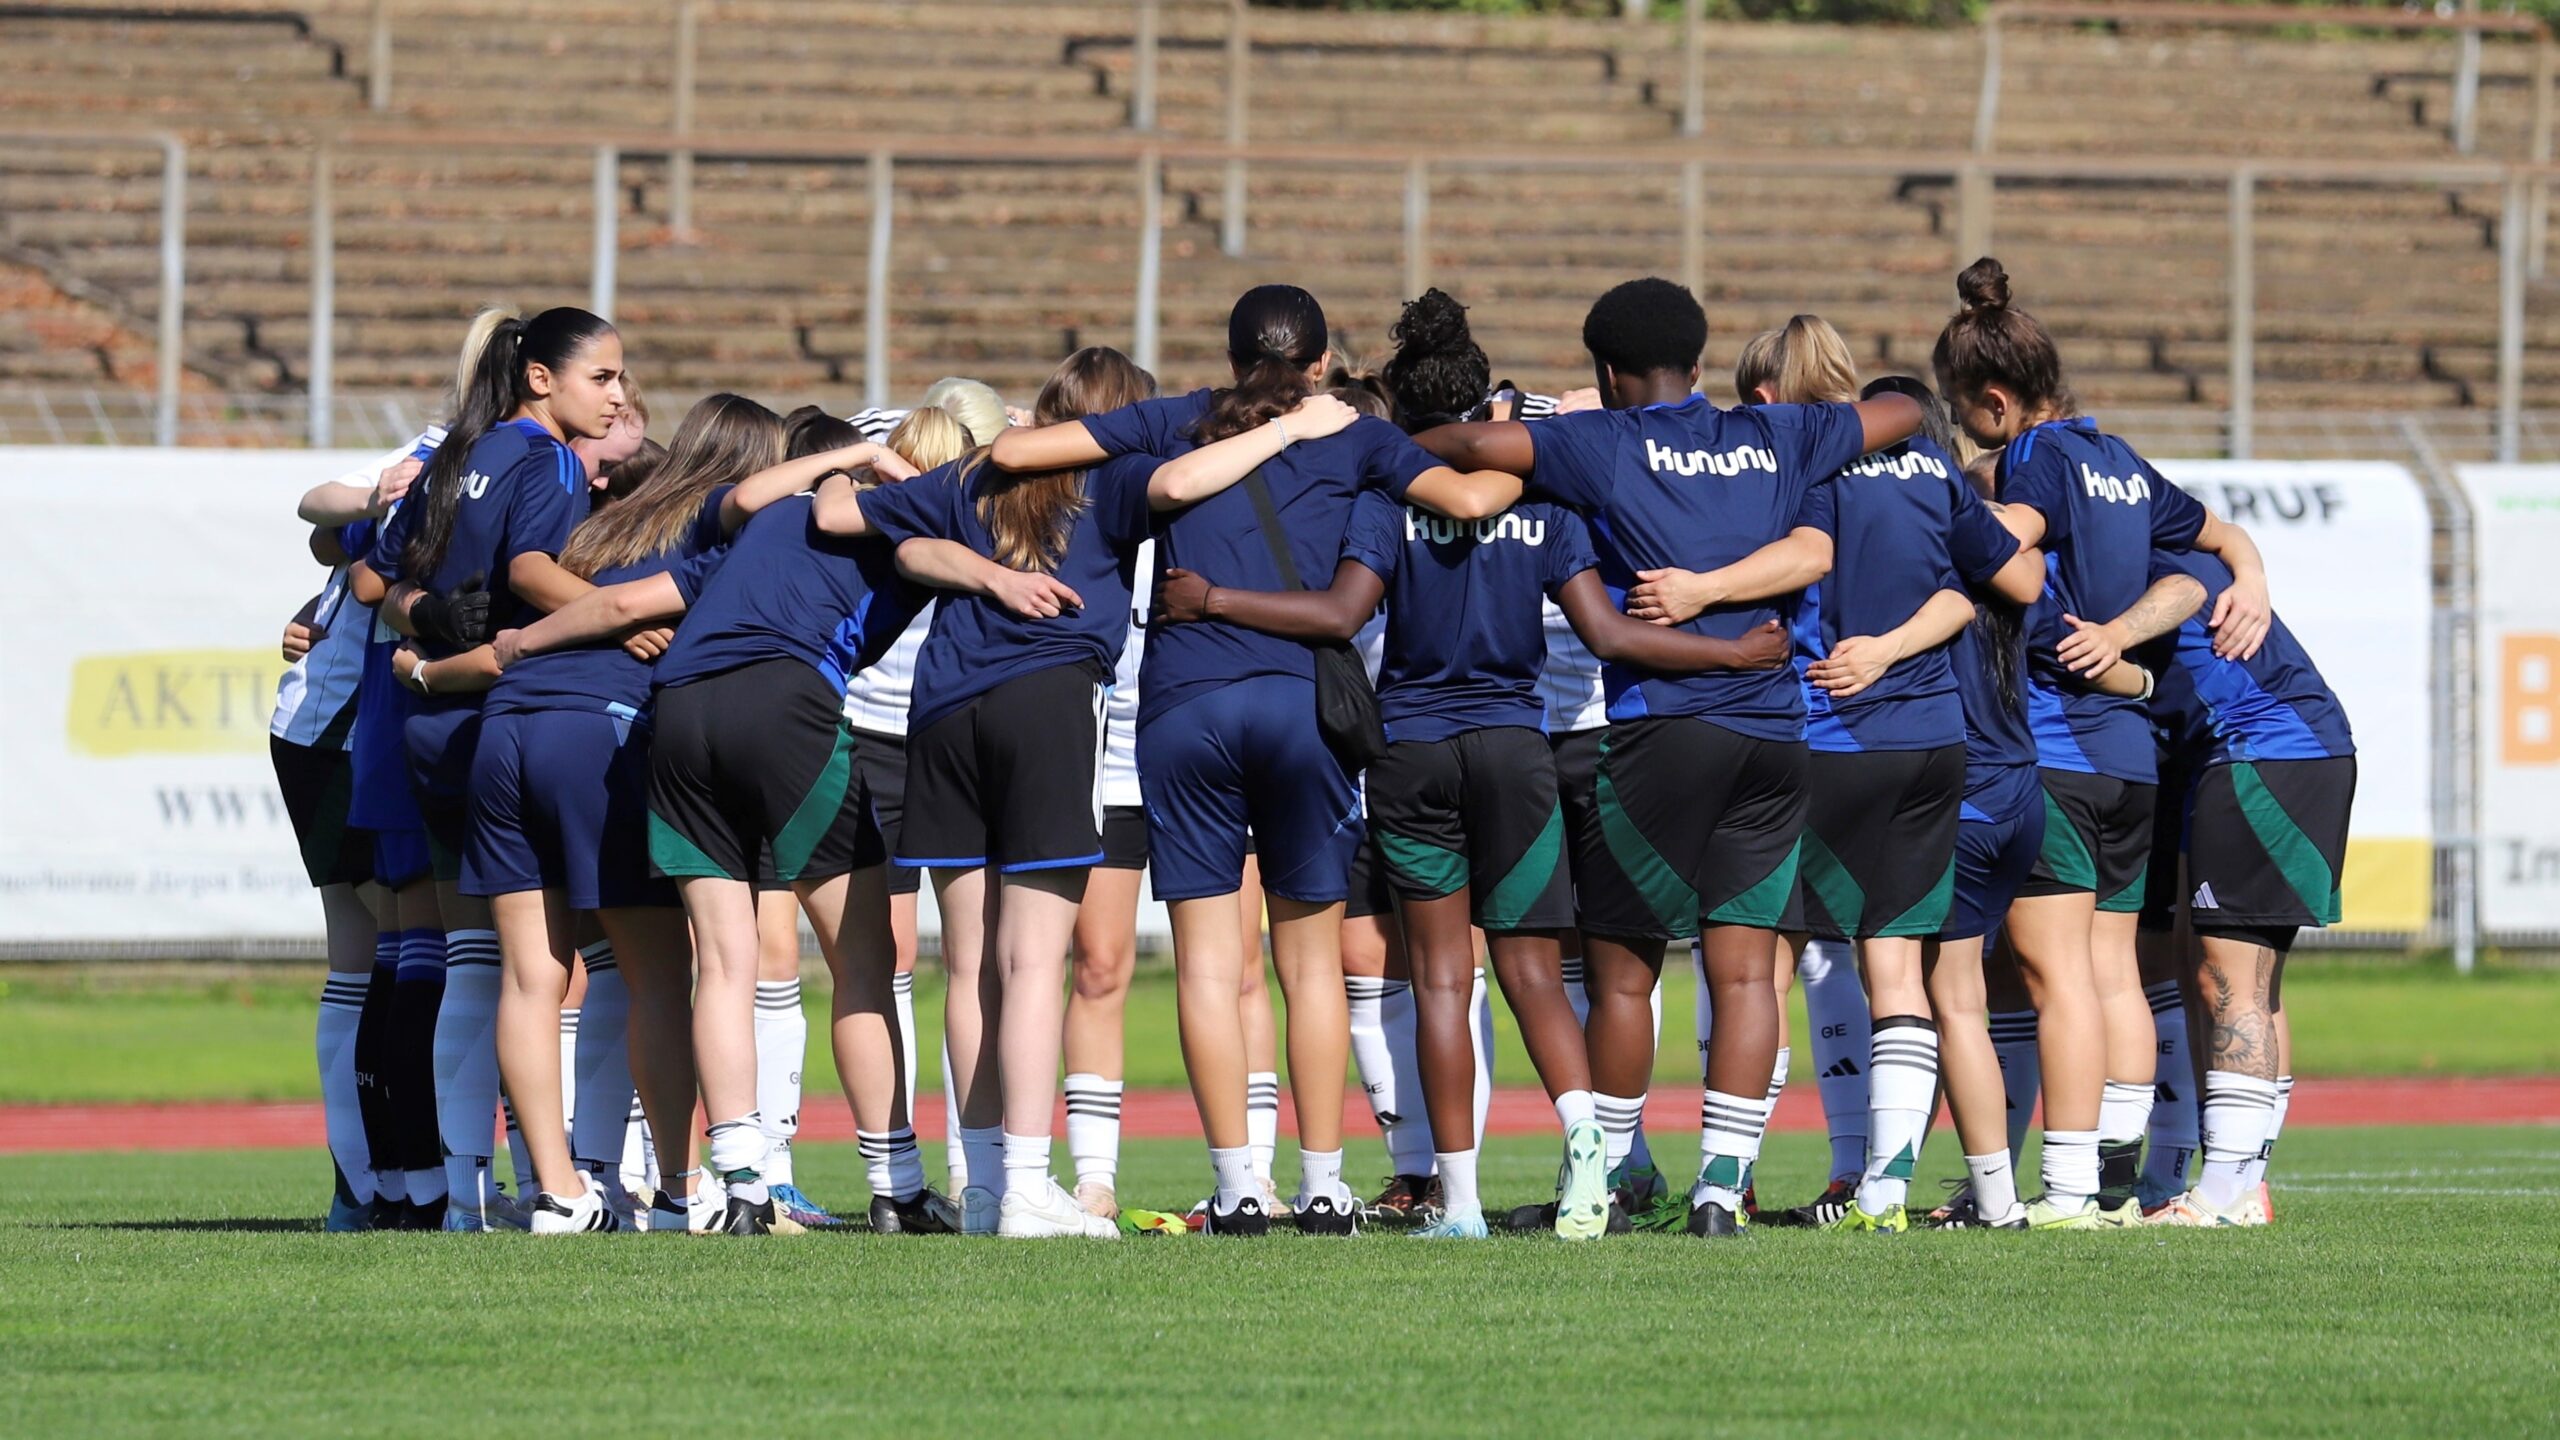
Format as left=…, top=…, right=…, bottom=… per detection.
left=1221, top=0, right=1248, bottom=256
left=2228, top=168, right=2255, bottom=461
left=670, top=0, right=699, bottom=239
left=1403, top=157, right=1429, bottom=301
left=2498, top=170, right=2525, bottom=464
left=2531, top=38, right=2552, bottom=280
left=591, top=145, right=619, bottom=320
left=1971, top=12, right=2002, bottom=155
left=1680, top=158, right=1703, bottom=304
left=1135, top=150, right=1163, bottom=375
left=2455, top=0, right=2483, bottom=155
left=2401, top=417, right=2481, bottom=976
left=367, top=0, right=392, bottom=112
left=1955, top=162, right=1991, bottom=264
left=1132, top=0, right=1160, bottom=133
left=1681, top=0, right=1704, bottom=139
left=866, top=150, right=893, bottom=412
left=157, top=136, right=185, bottom=448
left=308, top=142, right=333, bottom=448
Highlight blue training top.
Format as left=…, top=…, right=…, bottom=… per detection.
left=1520, top=395, right=1869, bottom=740
left=1337, top=491, right=1598, bottom=745
left=856, top=455, right=1156, bottom=734
left=2144, top=549, right=2353, bottom=768
left=1998, top=417, right=2209, bottom=781
left=1791, top=435, right=2019, bottom=754
left=1080, top=391, right=1440, bottom=727
left=347, top=427, right=447, bottom=834
left=651, top=494, right=925, bottom=695
left=484, top=487, right=732, bottom=718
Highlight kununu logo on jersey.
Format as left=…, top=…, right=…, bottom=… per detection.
left=462, top=470, right=494, bottom=499
left=1645, top=438, right=1778, bottom=478
left=1405, top=507, right=1547, bottom=546
left=1846, top=451, right=1950, bottom=481
left=2079, top=462, right=2152, bottom=505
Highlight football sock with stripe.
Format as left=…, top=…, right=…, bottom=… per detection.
left=1858, top=1017, right=1938, bottom=1216
left=1246, top=1071, right=1283, bottom=1184
left=1596, top=1092, right=1645, bottom=1172
left=1692, top=1088, right=1770, bottom=1211
left=2197, top=1070, right=2283, bottom=1210
left=1559, top=954, right=1590, bottom=1028
left=2097, top=1079, right=2153, bottom=1203
left=1989, top=1009, right=2041, bottom=1161
left=571, top=942, right=632, bottom=1172
left=857, top=1126, right=927, bottom=1202
left=2041, top=1128, right=2100, bottom=1210
left=2142, top=980, right=2198, bottom=1198
left=754, top=979, right=805, bottom=1190
left=1799, top=938, right=1873, bottom=1180
left=1379, top=979, right=1431, bottom=1174
left=434, top=927, right=504, bottom=1208
left=706, top=1114, right=770, bottom=1204
left=1345, top=976, right=1411, bottom=1167
left=318, top=968, right=374, bottom=1205
left=1064, top=1073, right=1123, bottom=1187
left=2236, top=1073, right=2294, bottom=1195
left=891, top=969, right=919, bottom=1120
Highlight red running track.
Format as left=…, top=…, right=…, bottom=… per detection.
left=4, top=1077, right=2557, bottom=1155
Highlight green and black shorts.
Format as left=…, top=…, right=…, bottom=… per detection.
left=1567, top=716, right=1808, bottom=942
left=2020, top=767, right=2157, bottom=914
left=2182, top=755, right=2355, bottom=942
left=1366, top=725, right=1572, bottom=932
left=1792, top=744, right=1965, bottom=941
left=646, top=658, right=884, bottom=885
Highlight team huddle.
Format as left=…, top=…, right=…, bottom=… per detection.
left=272, top=255, right=2354, bottom=1240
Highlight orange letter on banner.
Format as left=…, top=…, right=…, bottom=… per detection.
left=2507, top=635, right=2560, bottom=765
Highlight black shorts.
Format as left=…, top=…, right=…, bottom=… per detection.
left=1793, top=744, right=1964, bottom=940
left=647, top=659, right=884, bottom=884
left=2183, top=756, right=2355, bottom=937
left=899, top=662, right=1107, bottom=873
left=1579, top=717, right=1808, bottom=941
left=1367, top=726, right=1573, bottom=932
left=1343, top=834, right=1399, bottom=920
left=2138, top=755, right=2201, bottom=932
left=270, top=735, right=371, bottom=888
left=1098, top=805, right=1149, bottom=871
left=2020, top=767, right=2157, bottom=913
left=849, top=727, right=920, bottom=896
left=1552, top=726, right=1607, bottom=932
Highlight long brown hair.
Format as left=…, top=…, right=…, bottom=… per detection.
left=1931, top=256, right=2077, bottom=418
left=1191, top=284, right=1325, bottom=446
left=557, top=392, right=781, bottom=577
left=1735, top=314, right=1858, bottom=405
left=966, top=347, right=1155, bottom=572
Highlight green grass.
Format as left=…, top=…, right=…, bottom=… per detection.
left=5, top=955, right=2558, bottom=1105
left=2, top=1127, right=2554, bottom=1436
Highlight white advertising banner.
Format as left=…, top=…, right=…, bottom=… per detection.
left=2458, top=464, right=2560, bottom=932
left=2156, top=462, right=2433, bottom=932
left=0, top=447, right=392, bottom=943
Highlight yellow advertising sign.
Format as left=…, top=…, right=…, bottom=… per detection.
left=65, top=650, right=284, bottom=757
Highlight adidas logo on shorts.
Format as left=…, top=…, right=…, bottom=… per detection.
left=2192, top=881, right=2222, bottom=910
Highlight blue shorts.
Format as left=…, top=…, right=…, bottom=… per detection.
left=403, top=701, right=483, bottom=876
left=1941, top=763, right=2045, bottom=943
left=462, top=707, right=672, bottom=910
left=372, top=827, right=433, bottom=891
left=347, top=646, right=424, bottom=835
left=1137, top=674, right=1363, bottom=904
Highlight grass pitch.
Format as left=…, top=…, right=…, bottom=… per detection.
left=3, top=1126, right=2554, bottom=1438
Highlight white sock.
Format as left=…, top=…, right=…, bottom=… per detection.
left=1471, top=966, right=1494, bottom=1145
left=706, top=1113, right=769, bottom=1204
left=1435, top=1149, right=1481, bottom=1219
left=620, top=1096, right=652, bottom=1198
left=1299, top=1146, right=1345, bottom=1205
left=1377, top=979, right=1430, bottom=1174
left=958, top=1125, right=1005, bottom=1199
left=1064, top=1073, right=1124, bottom=1187
left=571, top=944, right=632, bottom=1170
left=941, top=1033, right=967, bottom=1190
left=1859, top=1018, right=1939, bottom=1216
left=2099, top=1078, right=2152, bottom=1145
left=557, top=1005, right=579, bottom=1138
left=1559, top=954, right=1590, bottom=1028
left=1002, top=1131, right=1052, bottom=1198
left=1627, top=975, right=1663, bottom=1173
left=755, top=979, right=805, bottom=1189
left=892, top=969, right=919, bottom=1119
left=1989, top=1008, right=2041, bottom=1160
left=434, top=929, right=502, bottom=1203
left=1800, top=938, right=1873, bottom=1180
left=318, top=969, right=373, bottom=1203
left=2041, top=1127, right=2099, bottom=1209
left=1345, top=975, right=1405, bottom=1159
left=858, top=1126, right=927, bottom=1202
left=1596, top=1092, right=1645, bottom=1171
left=1768, top=1045, right=1791, bottom=1112
left=1554, top=1088, right=1596, bottom=1131
left=1209, top=1145, right=1256, bottom=1209
left=2240, top=1075, right=2294, bottom=1191
left=1691, top=940, right=1712, bottom=1083
left=2200, top=1070, right=2284, bottom=1209
left=1245, top=1070, right=1282, bottom=1184
left=1965, top=1149, right=2020, bottom=1221
left=2142, top=981, right=2198, bottom=1197
left=1692, top=1088, right=1771, bottom=1210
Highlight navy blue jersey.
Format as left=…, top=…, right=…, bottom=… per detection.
left=1999, top=417, right=2208, bottom=782
left=1082, top=391, right=1440, bottom=726
left=1522, top=396, right=1868, bottom=740
left=856, top=456, right=1154, bottom=733
left=1951, top=602, right=2039, bottom=808
left=651, top=494, right=925, bottom=695
left=2144, top=550, right=2353, bottom=767
left=1791, top=437, right=2018, bottom=753
left=484, top=487, right=732, bottom=717
left=372, top=418, right=588, bottom=667
left=1338, top=491, right=1597, bottom=744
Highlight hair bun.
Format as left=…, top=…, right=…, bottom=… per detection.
left=1956, top=257, right=2011, bottom=314
left=1392, top=288, right=1472, bottom=356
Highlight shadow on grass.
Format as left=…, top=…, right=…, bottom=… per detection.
left=58, top=1217, right=319, bottom=1233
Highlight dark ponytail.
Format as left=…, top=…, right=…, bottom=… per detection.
left=1190, top=284, right=1328, bottom=446
left=1956, top=444, right=2028, bottom=721
left=1859, top=373, right=1961, bottom=459
left=402, top=305, right=616, bottom=583
left=1930, top=256, right=2075, bottom=419
left=1381, top=287, right=1490, bottom=432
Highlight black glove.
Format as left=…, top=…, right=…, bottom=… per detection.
left=411, top=576, right=492, bottom=648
